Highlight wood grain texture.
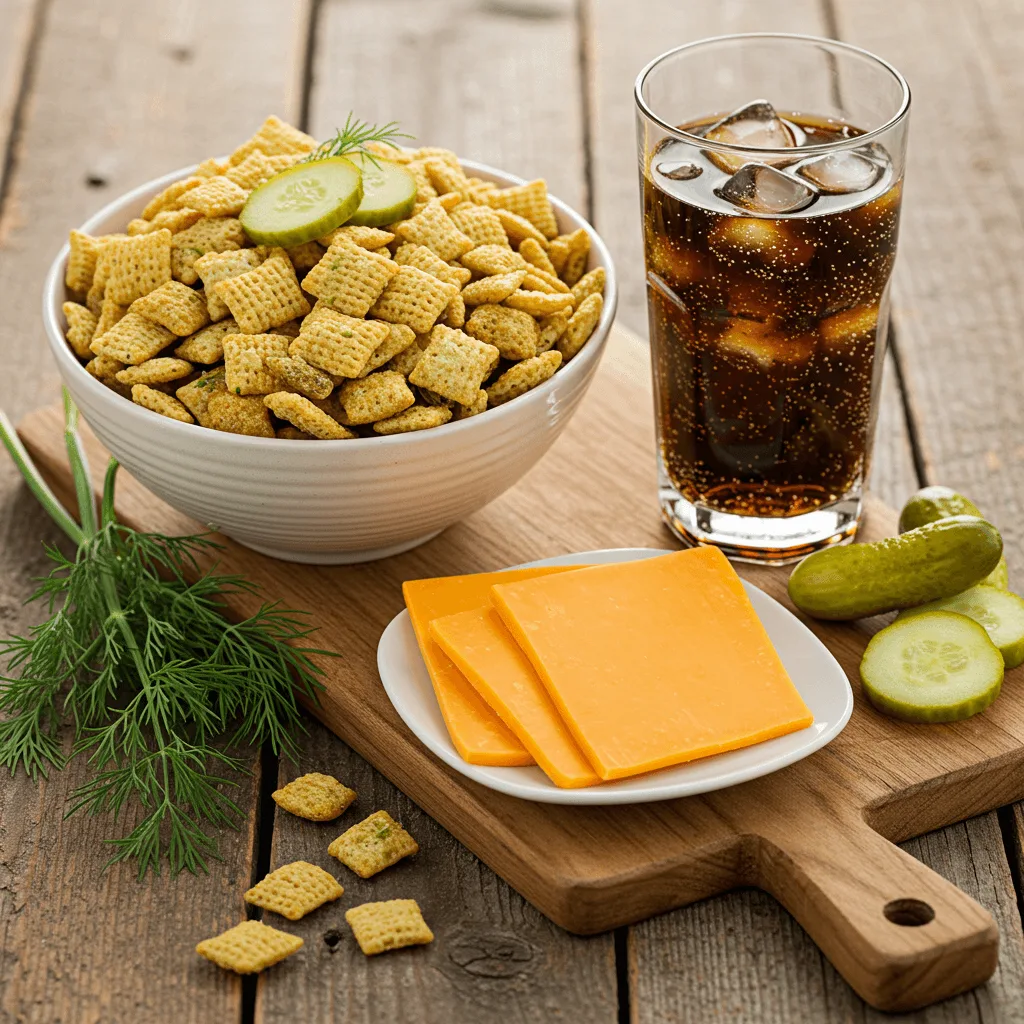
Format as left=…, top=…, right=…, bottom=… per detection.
left=255, top=721, right=617, bottom=1024
left=18, top=326, right=1024, bottom=1011
left=0, top=1, right=310, bottom=1020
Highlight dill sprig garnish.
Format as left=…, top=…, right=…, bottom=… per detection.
left=0, top=392, right=329, bottom=877
left=303, top=113, right=413, bottom=165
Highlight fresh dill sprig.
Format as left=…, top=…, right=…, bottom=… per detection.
left=303, top=113, right=413, bottom=165
left=0, top=393, right=330, bottom=877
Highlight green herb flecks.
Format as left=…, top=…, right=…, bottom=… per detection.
left=0, top=392, right=329, bottom=877
left=303, top=113, right=413, bottom=166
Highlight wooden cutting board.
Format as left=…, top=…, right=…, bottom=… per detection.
left=19, top=326, right=1023, bottom=1013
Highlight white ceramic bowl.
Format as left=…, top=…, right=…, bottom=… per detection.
left=43, top=160, right=617, bottom=563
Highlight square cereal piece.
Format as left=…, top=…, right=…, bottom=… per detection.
left=293, top=308, right=389, bottom=377
left=424, top=157, right=470, bottom=195
left=104, top=229, right=173, bottom=304
left=181, top=176, right=249, bottom=217
left=559, top=292, right=603, bottom=359
left=328, top=810, right=419, bottom=878
left=116, top=357, right=193, bottom=385
left=171, top=217, right=247, bottom=285
left=370, top=266, right=458, bottom=335
left=442, top=292, right=466, bottom=329
left=571, top=266, right=606, bottom=305
left=493, top=208, right=548, bottom=247
left=359, top=323, right=418, bottom=376
left=264, top=354, right=334, bottom=400
left=85, top=235, right=124, bottom=313
left=244, top=861, right=344, bottom=921
left=131, top=384, right=195, bottom=423
left=195, top=249, right=265, bottom=321
left=537, top=309, right=570, bottom=353
left=519, top=237, right=557, bottom=277
left=413, top=146, right=460, bottom=165
left=504, top=289, right=574, bottom=317
left=195, top=156, right=227, bottom=177
left=395, top=200, right=474, bottom=261
left=224, top=150, right=278, bottom=190
left=338, top=371, right=415, bottom=424
left=229, top=115, right=317, bottom=165
left=142, top=177, right=203, bottom=220
left=387, top=337, right=426, bottom=377
left=345, top=899, right=434, bottom=957
left=264, top=392, right=357, bottom=439
left=465, top=304, right=539, bottom=361
left=131, top=280, right=210, bottom=336
left=523, top=266, right=570, bottom=294
left=463, top=177, right=500, bottom=204
left=460, top=244, right=526, bottom=277
left=272, top=772, right=356, bottom=821
left=175, top=318, right=239, bottom=364
left=486, top=179, right=558, bottom=239
left=560, top=228, right=591, bottom=286
left=453, top=389, right=488, bottom=419
left=223, top=333, right=290, bottom=394
left=196, top=919, right=302, bottom=975
left=403, top=160, right=439, bottom=204
left=486, top=350, right=562, bottom=406
left=393, top=243, right=470, bottom=288
left=303, top=241, right=399, bottom=317
left=214, top=256, right=311, bottom=334
left=546, top=234, right=571, bottom=277
left=63, top=302, right=98, bottom=359
left=85, top=353, right=125, bottom=381
left=92, top=311, right=175, bottom=364
left=450, top=202, right=509, bottom=248
left=284, top=240, right=325, bottom=271
left=207, top=392, right=274, bottom=437
left=318, top=224, right=395, bottom=249
left=277, top=426, right=314, bottom=440
left=408, top=325, right=498, bottom=406
left=373, top=404, right=452, bottom=434
left=437, top=191, right=464, bottom=212
left=177, top=369, right=227, bottom=425
left=145, top=208, right=204, bottom=235
left=66, top=231, right=101, bottom=293
left=93, top=295, right=129, bottom=340
left=461, top=270, right=526, bottom=306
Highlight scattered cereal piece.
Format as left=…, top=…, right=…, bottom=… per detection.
left=63, top=302, right=98, bottom=359
left=214, top=256, right=310, bottom=334
left=175, top=319, right=239, bottom=364
left=338, top=371, right=416, bottom=424
left=559, top=292, right=603, bottom=360
left=365, top=141, right=413, bottom=163
left=177, top=370, right=227, bottom=425
left=195, top=157, right=226, bottom=178
left=66, top=231, right=101, bottom=293
left=328, top=810, right=419, bottom=878
left=92, top=312, right=176, bottom=364
left=345, top=899, right=434, bottom=957
left=387, top=337, right=426, bottom=377
left=264, top=354, right=334, bottom=400
left=413, top=146, right=460, bottom=166
left=546, top=235, right=570, bottom=277
left=442, top=292, right=466, bottom=329
left=560, top=228, right=591, bottom=286
left=463, top=177, right=500, bottom=204
left=424, top=158, right=470, bottom=195
left=206, top=392, right=274, bottom=437
left=116, top=358, right=193, bottom=385
left=319, top=224, right=396, bottom=250
left=195, top=249, right=265, bottom=321
left=487, top=179, right=558, bottom=239
left=93, top=295, right=129, bottom=340
left=450, top=202, right=509, bottom=248
left=171, top=217, right=246, bottom=285
left=523, top=265, right=570, bottom=294
left=223, top=333, right=290, bottom=395
left=131, top=384, right=195, bottom=423
left=464, top=304, right=539, bottom=361
left=181, top=177, right=249, bottom=217
left=196, top=919, right=303, bottom=975
left=104, top=229, right=173, bottom=304
left=459, top=244, right=526, bottom=277
left=537, top=309, right=570, bottom=353
left=461, top=269, right=527, bottom=306
left=370, top=266, right=457, bottom=335
left=303, top=241, right=400, bottom=318
left=244, top=861, right=344, bottom=921
left=504, top=289, right=574, bottom=316
left=85, top=353, right=125, bottom=381
left=437, top=191, right=464, bottom=212
left=486, top=350, right=562, bottom=406
left=134, top=209, right=204, bottom=235
left=395, top=199, right=475, bottom=261
left=492, top=208, right=548, bottom=248
left=142, top=177, right=202, bottom=221
left=272, top=772, right=356, bottom=821
left=229, top=115, right=317, bottom=166
left=85, top=236, right=126, bottom=313
left=224, top=150, right=279, bottom=190
left=284, top=241, right=325, bottom=271
left=408, top=325, right=499, bottom=405
left=393, top=243, right=471, bottom=288
left=519, top=237, right=557, bottom=277
left=403, top=160, right=439, bottom=205
left=264, top=392, right=356, bottom=439
left=453, top=389, right=488, bottom=419
left=131, top=280, right=210, bottom=336
left=359, top=323, right=418, bottom=376
left=292, top=308, right=389, bottom=377
left=571, top=266, right=606, bottom=305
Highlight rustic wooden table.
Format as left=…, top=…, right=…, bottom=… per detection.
left=1, top=1, right=1022, bottom=1021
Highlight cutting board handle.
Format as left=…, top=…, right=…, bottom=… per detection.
left=752, top=807, right=999, bottom=1011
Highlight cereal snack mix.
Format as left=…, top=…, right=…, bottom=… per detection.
left=60, top=116, right=606, bottom=438
left=196, top=919, right=303, bottom=974
left=345, top=899, right=434, bottom=956
left=328, top=809, right=419, bottom=878
left=272, top=771, right=356, bottom=821
left=244, top=861, right=344, bottom=921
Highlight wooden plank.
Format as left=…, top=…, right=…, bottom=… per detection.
left=0, top=0, right=39, bottom=200
left=0, top=1, right=310, bottom=1020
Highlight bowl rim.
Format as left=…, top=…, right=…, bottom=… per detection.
left=44, top=158, right=618, bottom=450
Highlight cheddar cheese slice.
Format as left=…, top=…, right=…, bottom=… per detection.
left=429, top=606, right=601, bottom=789
left=490, top=547, right=813, bottom=781
left=403, top=566, right=577, bottom=766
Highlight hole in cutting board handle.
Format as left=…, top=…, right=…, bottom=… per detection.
left=884, top=898, right=935, bottom=927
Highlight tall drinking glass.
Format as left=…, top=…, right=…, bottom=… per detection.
left=635, top=34, right=910, bottom=561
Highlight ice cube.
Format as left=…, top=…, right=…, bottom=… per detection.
left=715, top=320, right=816, bottom=370
left=796, top=149, right=883, bottom=194
left=703, top=100, right=799, bottom=173
left=818, top=304, right=880, bottom=358
left=708, top=217, right=816, bottom=269
left=715, top=163, right=817, bottom=215
left=656, top=159, right=703, bottom=181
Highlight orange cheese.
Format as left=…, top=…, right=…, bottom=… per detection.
left=402, top=567, right=578, bottom=766
left=490, top=547, right=813, bottom=781
left=429, top=606, right=601, bottom=789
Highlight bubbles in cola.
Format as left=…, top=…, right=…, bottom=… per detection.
left=715, top=163, right=817, bottom=214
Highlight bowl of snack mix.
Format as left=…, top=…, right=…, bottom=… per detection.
left=43, top=117, right=616, bottom=563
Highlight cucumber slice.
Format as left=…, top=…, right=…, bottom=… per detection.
left=860, top=611, right=1004, bottom=723
left=345, top=152, right=417, bottom=226
left=240, top=157, right=363, bottom=246
left=898, top=585, right=1024, bottom=669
